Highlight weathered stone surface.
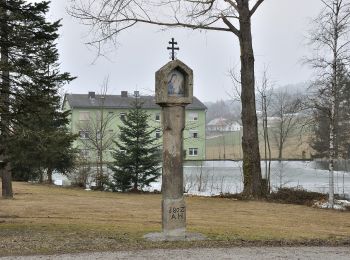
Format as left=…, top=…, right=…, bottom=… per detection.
left=161, top=106, right=185, bottom=199
left=143, top=232, right=206, bottom=242
left=151, top=59, right=195, bottom=240
left=162, top=198, right=186, bottom=237
left=155, top=59, right=193, bottom=105
left=161, top=105, right=186, bottom=237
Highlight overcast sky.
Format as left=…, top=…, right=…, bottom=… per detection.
left=43, top=0, right=324, bottom=102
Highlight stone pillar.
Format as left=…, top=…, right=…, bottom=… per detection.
left=146, top=58, right=197, bottom=241
left=161, top=105, right=186, bottom=237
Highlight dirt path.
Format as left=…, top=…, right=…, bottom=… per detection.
left=1, top=247, right=350, bottom=260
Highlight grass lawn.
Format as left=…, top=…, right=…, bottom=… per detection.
left=0, top=182, right=350, bottom=256
left=206, top=130, right=312, bottom=160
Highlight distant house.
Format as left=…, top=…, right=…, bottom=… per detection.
left=62, top=91, right=207, bottom=162
left=207, top=117, right=241, bottom=132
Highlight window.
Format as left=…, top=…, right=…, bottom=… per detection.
left=190, top=130, right=199, bottom=138
left=96, top=111, right=102, bottom=121
left=80, top=149, right=89, bottom=157
left=79, top=111, right=90, bottom=121
left=107, top=111, right=114, bottom=119
left=189, top=148, right=198, bottom=156
left=189, top=112, right=198, bottom=121
left=79, top=130, right=89, bottom=139
left=155, top=113, right=160, bottom=121
left=120, top=112, right=126, bottom=121
left=156, top=129, right=161, bottom=139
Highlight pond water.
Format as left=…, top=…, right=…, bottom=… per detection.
left=54, top=160, right=350, bottom=196
left=149, top=160, right=350, bottom=196
left=185, top=160, right=350, bottom=195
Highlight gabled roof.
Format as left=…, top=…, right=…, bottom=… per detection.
left=207, top=117, right=228, bottom=126
left=64, top=93, right=207, bottom=110
left=207, top=117, right=241, bottom=127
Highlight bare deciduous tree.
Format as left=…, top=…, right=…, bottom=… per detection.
left=69, top=0, right=266, bottom=197
left=257, top=69, right=273, bottom=193
left=306, top=0, right=350, bottom=207
left=270, top=89, right=303, bottom=161
left=77, top=79, right=117, bottom=190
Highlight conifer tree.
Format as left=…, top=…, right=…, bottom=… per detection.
left=9, top=12, right=76, bottom=182
left=0, top=1, right=75, bottom=195
left=109, top=98, right=161, bottom=192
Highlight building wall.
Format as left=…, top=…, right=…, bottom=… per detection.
left=64, top=103, right=206, bottom=162
left=184, top=109, right=206, bottom=160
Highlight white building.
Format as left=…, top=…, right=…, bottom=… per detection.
left=207, top=117, right=242, bottom=132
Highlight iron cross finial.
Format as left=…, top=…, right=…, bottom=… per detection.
left=167, top=38, right=179, bottom=61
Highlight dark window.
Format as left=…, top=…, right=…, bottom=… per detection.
left=155, top=113, right=160, bottom=121
left=79, top=130, right=89, bottom=139
left=189, top=148, right=198, bottom=156
left=191, top=131, right=199, bottom=138
left=120, top=113, right=126, bottom=121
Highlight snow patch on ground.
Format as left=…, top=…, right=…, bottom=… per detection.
left=313, top=199, right=350, bottom=210
left=184, top=191, right=216, bottom=197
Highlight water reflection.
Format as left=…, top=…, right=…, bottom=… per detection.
left=182, top=160, right=350, bottom=195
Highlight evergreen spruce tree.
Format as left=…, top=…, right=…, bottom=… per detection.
left=9, top=2, right=76, bottom=183
left=0, top=1, right=76, bottom=194
left=109, top=98, right=161, bottom=192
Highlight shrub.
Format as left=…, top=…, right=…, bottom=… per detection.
left=268, top=187, right=327, bottom=206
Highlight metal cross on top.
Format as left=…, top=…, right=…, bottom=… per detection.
left=167, top=38, right=179, bottom=60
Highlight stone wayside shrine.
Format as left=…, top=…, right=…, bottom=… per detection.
left=144, top=39, right=205, bottom=241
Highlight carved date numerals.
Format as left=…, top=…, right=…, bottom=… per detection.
left=168, top=206, right=185, bottom=220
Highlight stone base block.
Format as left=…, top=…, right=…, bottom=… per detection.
left=143, top=232, right=206, bottom=242
left=162, top=198, right=186, bottom=236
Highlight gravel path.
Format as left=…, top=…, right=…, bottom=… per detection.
left=1, top=247, right=350, bottom=260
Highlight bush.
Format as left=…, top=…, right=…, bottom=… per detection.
left=268, top=187, right=327, bottom=206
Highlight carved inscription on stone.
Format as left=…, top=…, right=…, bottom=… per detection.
left=168, top=206, right=186, bottom=220
left=162, top=198, right=186, bottom=231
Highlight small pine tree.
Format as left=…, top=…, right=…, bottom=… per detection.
left=109, top=98, right=161, bottom=192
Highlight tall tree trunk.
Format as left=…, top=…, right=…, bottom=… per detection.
left=329, top=106, right=335, bottom=208
left=133, top=178, right=138, bottom=191
left=0, top=0, right=13, bottom=199
left=278, top=137, right=283, bottom=161
left=262, top=94, right=271, bottom=194
left=328, top=3, right=340, bottom=208
left=99, top=150, right=103, bottom=190
left=39, top=170, right=44, bottom=183
left=328, top=52, right=337, bottom=209
left=1, top=163, right=12, bottom=198
left=47, top=168, right=53, bottom=184
left=239, top=3, right=263, bottom=198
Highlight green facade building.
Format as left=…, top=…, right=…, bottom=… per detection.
left=62, top=91, right=207, bottom=164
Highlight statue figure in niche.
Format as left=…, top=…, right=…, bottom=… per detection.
left=167, top=69, right=184, bottom=96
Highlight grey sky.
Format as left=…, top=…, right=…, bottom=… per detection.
left=44, top=0, right=323, bottom=102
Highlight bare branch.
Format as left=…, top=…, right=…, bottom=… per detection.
left=228, top=67, right=241, bottom=102
left=224, top=0, right=239, bottom=12
left=221, top=15, right=240, bottom=36
left=69, top=0, right=240, bottom=49
left=250, top=0, right=265, bottom=17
